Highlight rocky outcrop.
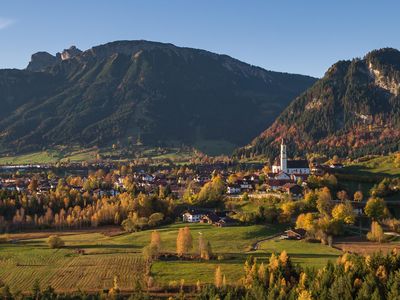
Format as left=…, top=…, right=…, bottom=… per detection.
left=58, top=46, right=82, bottom=61
left=26, top=52, right=58, bottom=72
left=368, top=62, right=400, bottom=96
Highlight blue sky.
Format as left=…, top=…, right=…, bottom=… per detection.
left=0, top=0, right=399, bottom=77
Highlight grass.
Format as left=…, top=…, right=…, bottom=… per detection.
left=0, top=223, right=346, bottom=292
left=0, top=150, right=61, bottom=165
left=257, top=238, right=341, bottom=269
left=0, top=147, right=97, bottom=165
left=0, top=146, right=194, bottom=165
left=345, top=154, right=400, bottom=177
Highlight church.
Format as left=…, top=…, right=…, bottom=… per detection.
left=271, top=139, right=310, bottom=175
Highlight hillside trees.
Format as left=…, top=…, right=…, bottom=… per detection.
left=196, top=175, right=225, bottom=205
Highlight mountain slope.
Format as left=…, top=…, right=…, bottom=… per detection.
left=0, top=40, right=316, bottom=155
left=236, top=48, right=400, bottom=159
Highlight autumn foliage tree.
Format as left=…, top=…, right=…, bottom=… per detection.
left=367, top=221, right=385, bottom=243
left=176, top=226, right=193, bottom=256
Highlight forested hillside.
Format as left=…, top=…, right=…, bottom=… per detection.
left=236, top=48, right=400, bottom=159
left=0, top=40, right=316, bottom=155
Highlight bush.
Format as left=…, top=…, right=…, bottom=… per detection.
left=47, top=235, right=65, bottom=249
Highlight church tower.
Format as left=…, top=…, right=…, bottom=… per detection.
left=280, top=139, right=287, bottom=173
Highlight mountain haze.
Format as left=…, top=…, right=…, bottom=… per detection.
left=236, top=48, right=400, bottom=159
left=0, top=40, right=316, bottom=155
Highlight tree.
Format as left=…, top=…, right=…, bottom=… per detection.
left=336, top=190, right=348, bottom=202
left=296, top=213, right=315, bottom=232
left=215, top=266, right=223, bottom=288
left=176, top=226, right=193, bottom=256
left=332, top=201, right=356, bottom=224
left=304, top=190, right=318, bottom=209
left=150, top=230, right=161, bottom=252
left=332, top=155, right=340, bottom=164
left=47, top=235, right=65, bottom=249
left=365, top=197, right=386, bottom=220
left=28, top=178, right=38, bottom=192
left=32, top=279, right=41, bottom=300
left=367, top=221, right=385, bottom=243
left=143, top=230, right=161, bottom=260
left=200, top=241, right=213, bottom=260
left=227, top=174, right=239, bottom=185
left=108, top=275, right=120, bottom=296
left=1, top=285, right=12, bottom=299
left=148, top=213, right=164, bottom=227
left=298, top=290, right=312, bottom=300
left=395, top=153, right=400, bottom=168
left=197, top=175, right=225, bottom=204
left=354, top=191, right=363, bottom=202
left=280, top=201, right=296, bottom=223
left=316, top=187, right=332, bottom=215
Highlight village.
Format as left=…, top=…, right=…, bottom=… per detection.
left=0, top=140, right=374, bottom=235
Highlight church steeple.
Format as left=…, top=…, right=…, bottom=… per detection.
left=280, top=138, right=287, bottom=173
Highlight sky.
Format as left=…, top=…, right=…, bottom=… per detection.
left=0, top=0, right=399, bottom=78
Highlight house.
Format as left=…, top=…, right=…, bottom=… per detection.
left=237, top=180, right=253, bottom=191
left=281, top=228, right=307, bottom=240
left=227, top=185, right=241, bottom=195
left=215, top=217, right=237, bottom=227
left=182, top=210, right=204, bottom=223
left=265, top=179, right=289, bottom=191
left=282, top=183, right=303, bottom=198
left=274, top=172, right=291, bottom=181
left=141, top=174, right=155, bottom=182
left=200, top=211, right=237, bottom=227
left=200, top=212, right=220, bottom=224
left=330, top=163, right=344, bottom=169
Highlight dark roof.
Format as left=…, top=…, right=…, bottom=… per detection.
left=285, top=228, right=307, bottom=236
left=287, top=160, right=309, bottom=169
left=203, top=213, right=220, bottom=222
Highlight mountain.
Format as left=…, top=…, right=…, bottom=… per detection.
left=0, top=40, right=316, bottom=155
left=236, top=48, right=400, bottom=160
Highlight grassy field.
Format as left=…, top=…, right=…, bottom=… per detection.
left=0, top=147, right=194, bottom=165
left=0, top=150, right=61, bottom=165
left=0, top=223, right=351, bottom=293
left=345, top=154, right=400, bottom=177
left=0, top=148, right=97, bottom=165
left=257, top=238, right=341, bottom=269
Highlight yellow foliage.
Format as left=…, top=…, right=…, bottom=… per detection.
left=298, top=290, right=313, bottom=300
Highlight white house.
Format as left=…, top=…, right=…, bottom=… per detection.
left=182, top=210, right=204, bottom=223
left=227, top=185, right=241, bottom=194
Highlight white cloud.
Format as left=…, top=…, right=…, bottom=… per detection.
left=0, top=18, right=15, bottom=30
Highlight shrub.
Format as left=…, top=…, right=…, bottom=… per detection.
left=47, top=235, right=65, bottom=249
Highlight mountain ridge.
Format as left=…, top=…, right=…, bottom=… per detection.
left=0, top=40, right=317, bottom=155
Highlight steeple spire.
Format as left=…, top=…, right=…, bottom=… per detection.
left=280, top=139, right=287, bottom=173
